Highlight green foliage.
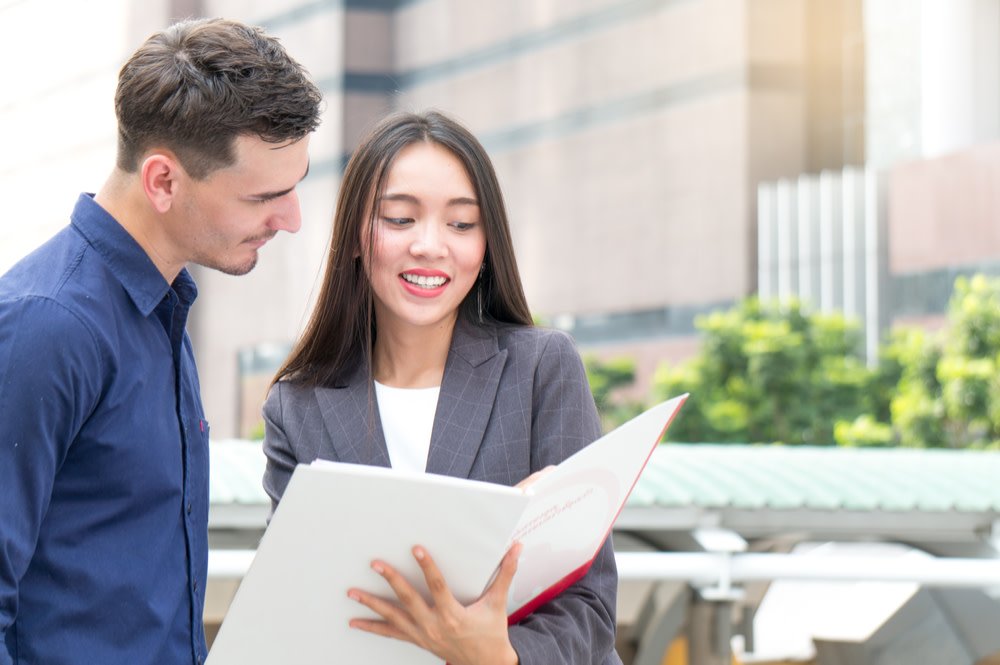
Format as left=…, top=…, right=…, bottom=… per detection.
left=651, top=298, right=868, bottom=444
left=576, top=274, right=1000, bottom=448
left=584, top=355, right=644, bottom=431
left=886, top=275, right=1000, bottom=448
left=834, top=415, right=894, bottom=447
left=890, top=384, right=945, bottom=447
left=882, top=326, right=945, bottom=447
left=247, top=420, right=265, bottom=441
left=947, top=275, right=1000, bottom=358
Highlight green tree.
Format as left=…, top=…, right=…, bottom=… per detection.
left=868, top=275, right=1000, bottom=448
left=580, top=274, right=1000, bottom=449
left=836, top=326, right=940, bottom=447
left=651, top=298, right=869, bottom=444
left=583, top=355, right=644, bottom=431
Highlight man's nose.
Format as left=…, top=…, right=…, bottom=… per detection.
left=268, top=191, right=302, bottom=233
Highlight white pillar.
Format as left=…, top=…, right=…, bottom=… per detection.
left=864, top=167, right=886, bottom=367
left=818, top=171, right=843, bottom=313
left=921, top=0, right=1000, bottom=157
left=776, top=180, right=797, bottom=303
left=797, top=175, right=820, bottom=309
left=757, top=185, right=777, bottom=301
left=841, top=168, right=864, bottom=322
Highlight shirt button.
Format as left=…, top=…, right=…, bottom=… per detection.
left=186, top=502, right=192, bottom=515
left=193, top=580, right=199, bottom=592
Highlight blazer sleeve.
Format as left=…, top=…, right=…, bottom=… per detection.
left=261, top=382, right=299, bottom=513
left=507, top=331, right=621, bottom=665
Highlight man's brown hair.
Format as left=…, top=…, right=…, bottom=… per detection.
left=115, top=18, right=322, bottom=178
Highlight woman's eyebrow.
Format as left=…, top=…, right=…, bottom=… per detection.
left=379, top=193, right=419, bottom=204
left=379, top=193, right=479, bottom=206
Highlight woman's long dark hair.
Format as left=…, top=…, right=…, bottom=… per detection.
left=274, top=110, right=533, bottom=387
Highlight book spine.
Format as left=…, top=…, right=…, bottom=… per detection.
left=507, top=559, right=594, bottom=625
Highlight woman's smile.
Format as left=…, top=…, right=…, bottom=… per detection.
left=400, top=269, right=450, bottom=293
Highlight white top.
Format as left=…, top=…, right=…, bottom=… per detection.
left=373, top=381, right=440, bottom=473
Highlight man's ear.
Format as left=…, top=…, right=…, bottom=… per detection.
left=140, top=152, right=182, bottom=214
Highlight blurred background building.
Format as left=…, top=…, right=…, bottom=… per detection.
left=3, top=0, right=998, bottom=439
left=4, top=1, right=1000, bottom=663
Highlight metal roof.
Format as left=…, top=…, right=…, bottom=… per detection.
left=629, top=444, right=1000, bottom=513
left=210, top=440, right=1000, bottom=512
left=208, top=440, right=1000, bottom=547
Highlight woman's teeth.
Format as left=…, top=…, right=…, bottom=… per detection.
left=402, top=273, right=447, bottom=288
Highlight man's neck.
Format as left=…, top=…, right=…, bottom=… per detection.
left=94, top=173, right=184, bottom=284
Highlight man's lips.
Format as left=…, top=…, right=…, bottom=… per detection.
left=244, top=232, right=277, bottom=248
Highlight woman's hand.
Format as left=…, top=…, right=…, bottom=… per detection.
left=348, top=543, right=522, bottom=665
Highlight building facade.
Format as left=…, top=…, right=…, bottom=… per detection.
left=8, top=0, right=996, bottom=438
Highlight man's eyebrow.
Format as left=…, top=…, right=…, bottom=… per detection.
left=379, top=193, right=479, bottom=206
left=250, top=162, right=310, bottom=200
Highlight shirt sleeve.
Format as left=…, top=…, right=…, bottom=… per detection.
left=0, top=297, right=102, bottom=651
left=507, top=331, right=620, bottom=665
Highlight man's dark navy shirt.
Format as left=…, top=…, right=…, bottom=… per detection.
left=0, top=194, right=209, bottom=664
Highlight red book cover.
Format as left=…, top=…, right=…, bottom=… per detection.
left=503, top=394, right=688, bottom=622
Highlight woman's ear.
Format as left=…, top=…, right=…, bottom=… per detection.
left=140, top=152, right=182, bottom=214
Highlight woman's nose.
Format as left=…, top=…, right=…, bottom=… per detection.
left=409, top=221, right=447, bottom=258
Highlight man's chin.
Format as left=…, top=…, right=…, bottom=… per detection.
left=197, top=253, right=258, bottom=277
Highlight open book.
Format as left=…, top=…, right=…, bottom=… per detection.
left=207, top=395, right=687, bottom=664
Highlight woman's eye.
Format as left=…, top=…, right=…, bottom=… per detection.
left=382, top=217, right=413, bottom=227
left=451, top=221, right=477, bottom=231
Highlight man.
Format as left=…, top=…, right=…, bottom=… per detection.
left=0, top=18, right=321, bottom=665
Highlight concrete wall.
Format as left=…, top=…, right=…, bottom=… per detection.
left=0, top=0, right=165, bottom=271
left=1, top=0, right=865, bottom=436
left=887, top=142, right=1000, bottom=275
left=393, top=0, right=788, bottom=316
left=865, top=0, right=1000, bottom=168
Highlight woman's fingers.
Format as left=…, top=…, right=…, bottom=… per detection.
left=347, top=614, right=408, bottom=642
left=347, top=586, right=413, bottom=637
left=482, top=542, right=521, bottom=610
left=349, top=546, right=520, bottom=664
left=371, top=558, right=436, bottom=624
left=412, top=546, right=462, bottom=614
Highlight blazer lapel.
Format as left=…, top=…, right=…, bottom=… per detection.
left=313, top=362, right=392, bottom=468
left=426, top=319, right=507, bottom=478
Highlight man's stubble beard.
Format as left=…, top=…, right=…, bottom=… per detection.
left=201, top=254, right=258, bottom=276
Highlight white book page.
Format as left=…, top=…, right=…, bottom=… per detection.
left=209, top=462, right=529, bottom=665
left=505, top=396, right=686, bottom=612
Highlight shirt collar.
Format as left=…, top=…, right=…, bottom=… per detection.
left=70, top=193, right=198, bottom=316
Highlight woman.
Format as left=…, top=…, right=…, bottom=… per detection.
left=262, top=110, right=621, bottom=665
